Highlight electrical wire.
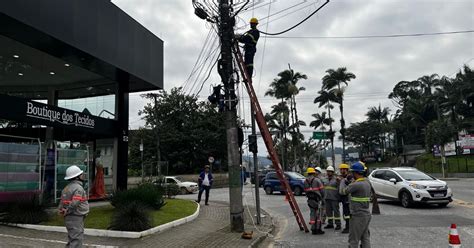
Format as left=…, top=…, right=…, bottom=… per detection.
left=260, top=0, right=329, bottom=36
left=256, top=0, right=273, bottom=95
left=194, top=53, right=220, bottom=96
left=186, top=35, right=220, bottom=94
left=262, top=30, right=474, bottom=39
left=183, top=29, right=215, bottom=91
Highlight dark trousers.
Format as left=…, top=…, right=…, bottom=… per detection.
left=244, top=50, right=255, bottom=77
left=197, top=185, right=211, bottom=204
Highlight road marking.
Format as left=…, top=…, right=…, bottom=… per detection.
left=453, top=199, right=474, bottom=209
left=0, top=233, right=118, bottom=248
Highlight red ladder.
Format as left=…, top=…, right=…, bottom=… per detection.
left=232, top=44, right=309, bottom=232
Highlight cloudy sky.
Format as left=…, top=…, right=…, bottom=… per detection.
left=112, top=0, right=473, bottom=152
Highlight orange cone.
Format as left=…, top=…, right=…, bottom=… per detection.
left=449, top=223, right=461, bottom=247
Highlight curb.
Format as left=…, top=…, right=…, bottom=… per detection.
left=248, top=211, right=275, bottom=248
left=8, top=201, right=200, bottom=239
left=440, top=178, right=461, bottom=181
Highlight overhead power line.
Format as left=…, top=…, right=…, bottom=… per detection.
left=263, top=30, right=474, bottom=39
left=260, top=0, right=330, bottom=36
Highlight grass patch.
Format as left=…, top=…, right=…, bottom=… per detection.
left=42, top=199, right=197, bottom=230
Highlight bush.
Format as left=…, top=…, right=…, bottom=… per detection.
left=109, top=201, right=152, bottom=231
left=1, top=194, right=49, bottom=224
left=111, top=183, right=166, bottom=210
left=164, top=184, right=180, bottom=198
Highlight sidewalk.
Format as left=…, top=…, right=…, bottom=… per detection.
left=0, top=200, right=273, bottom=248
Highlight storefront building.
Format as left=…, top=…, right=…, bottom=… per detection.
left=0, top=0, right=163, bottom=203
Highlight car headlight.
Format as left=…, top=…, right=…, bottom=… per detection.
left=409, top=183, right=427, bottom=190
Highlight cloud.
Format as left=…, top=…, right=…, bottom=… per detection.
left=113, top=0, right=474, bottom=152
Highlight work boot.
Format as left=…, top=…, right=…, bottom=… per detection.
left=342, top=221, right=349, bottom=233
left=335, top=225, right=341, bottom=230
left=312, top=229, right=325, bottom=235
left=324, top=224, right=334, bottom=229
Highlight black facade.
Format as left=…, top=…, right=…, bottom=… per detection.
left=0, top=0, right=164, bottom=191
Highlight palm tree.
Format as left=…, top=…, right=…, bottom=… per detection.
left=321, top=67, right=356, bottom=163
left=314, top=89, right=337, bottom=166
left=366, top=104, right=391, bottom=159
left=310, top=111, right=334, bottom=131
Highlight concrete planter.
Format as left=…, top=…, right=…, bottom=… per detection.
left=8, top=201, right=200, bottom=239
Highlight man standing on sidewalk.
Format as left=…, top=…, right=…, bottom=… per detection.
left=340, top=162, right=372, bottom=248
left=197, top=165, right=213, bottom=205
left=58, top=165, right=89, bottom=248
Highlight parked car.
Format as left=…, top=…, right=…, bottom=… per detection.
left=155, top=176, right=199, bottom=194
left=264, top=172, right=306, bottom=196
left=368, top=167, right=453, bottom=208
left=250, top=168, right=274, bottom=187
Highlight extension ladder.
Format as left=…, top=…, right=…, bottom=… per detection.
left=232, top=44, right=309, bottom=232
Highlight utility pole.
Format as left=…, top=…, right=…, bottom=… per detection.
left=151, top=94, right=162, bottom=178
left=249, top=108, right=261, bottom=224
left=219, top=0, right=244, bottom=232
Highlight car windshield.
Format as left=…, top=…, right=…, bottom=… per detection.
left=286, top=172, right=305, bottom=179
left=174, top=177, right=183, bottom=183
left=397, top=170, right=434, bottom=181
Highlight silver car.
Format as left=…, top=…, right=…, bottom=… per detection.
left=369, top=167, right=453, bottom=208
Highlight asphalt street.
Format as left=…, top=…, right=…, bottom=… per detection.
left=180, top=178, right=474, bottom=248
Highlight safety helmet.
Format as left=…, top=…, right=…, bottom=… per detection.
left=315, top=166, right=322, bottom=173
left=350, top=162, right=365, bottom=173
left=339, top=164, right=350, bottom=170
left=360, top=161, right=368, bottom=171
left=307, top=167, right=316, bottom=174
left=64, top=165, right=84, bottom=180
left=250, top=17, right=258, bottom=24
left=326, top=166, right=335, bottom=172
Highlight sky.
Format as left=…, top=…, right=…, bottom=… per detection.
left=111, top=0, right=474, bottom=154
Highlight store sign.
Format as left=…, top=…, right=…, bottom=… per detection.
left=0, top=94, right=117, bottom=135
left=26, top=102, right=95, bottom=128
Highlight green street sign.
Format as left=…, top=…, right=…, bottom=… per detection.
left=313, top=131, right=328, bottom=140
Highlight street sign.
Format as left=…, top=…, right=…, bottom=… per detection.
left=208, top=156, right=215, bottom=163
left=313, top=131, right=328, bottom=140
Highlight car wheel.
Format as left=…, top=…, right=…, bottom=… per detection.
left=180, top=187, right=188, bottom=195
left=293, top=186, right=303, bottom=196
left=264, top=186, right=273, bottom=195
left=438, top=203, right=449, bottom=207
left=400, top=191, right=413, bottom=208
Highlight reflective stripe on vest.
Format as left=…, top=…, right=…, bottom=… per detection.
left=325, top=186, right=337, bottom=190
left=72, top=195, right=88, bottom=202
left=351, top=197, right=370, bottom=202
left=304, top=186, right=324, bottom=191
left=246, top=33, right=257, bottom=44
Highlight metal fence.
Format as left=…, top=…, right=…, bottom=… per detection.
left=416, top=157, right=474, bottom=174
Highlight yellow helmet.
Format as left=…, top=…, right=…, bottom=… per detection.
left=339, top=164, right=350, bottom=170
left=250, top=17, right=258, bottom=24
left=307, top=167, right=316, bottom=174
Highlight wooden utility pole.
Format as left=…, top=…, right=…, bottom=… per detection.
left=219, top=0, right=244, bottom=232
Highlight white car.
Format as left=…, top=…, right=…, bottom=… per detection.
left=162, top=176, right=199, bottom=194
left=368, top=167, right=453, bottom=208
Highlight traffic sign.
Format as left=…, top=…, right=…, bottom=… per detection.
left=313, top=131, right=329, bottom=140
left=208, top=156, right=215, bottom=163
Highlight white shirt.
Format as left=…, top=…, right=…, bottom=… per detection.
left=202, top=173, right=210, bottom=186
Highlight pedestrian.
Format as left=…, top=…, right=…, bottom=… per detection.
left=196, top=164, right=213, bottom=205
left=237, top=17, right=260, bottom=77
left=340, top=162, right=372, bottom=248
left=58, top=165, right=89, bottom=248
left=304, top=167, right=325, bottom=235
left=338, top=163, right=353, bottom=233
left=323, top=166, right=341, bottom=230
left=240, top=165, right=247, bottom=189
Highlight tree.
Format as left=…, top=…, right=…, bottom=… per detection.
left=366, top=105, right=391, bottom=159
left=137, top=87, right=227, bottom=174
left=321, top=67, right=356, bottom=163
left=425, top=118, right=455, bottom=177
left=314, top=89, right=337, bottom=166
left=310, top=111, right=334, bottom=131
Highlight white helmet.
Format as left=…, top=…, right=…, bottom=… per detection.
left=64, top=165, right=84, bottom=180
left=315, top=166, right=322, bottom=173
left=326, top=166, right=335, bottom=172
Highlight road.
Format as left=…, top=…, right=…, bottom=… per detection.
left=180, top=178, right=474, bottom=247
